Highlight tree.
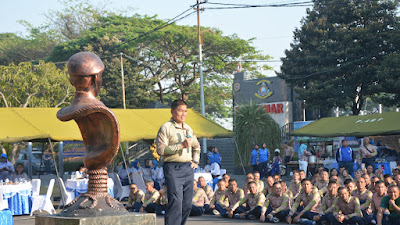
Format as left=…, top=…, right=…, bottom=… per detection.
left=0, top=28, right=58, bottom=65
left=278, top=0, right=400, bottom=115
left=47, top=14, right=270, bottom=117
left=0, top=61, right=73, bottom=163
left=233, top=103, right=281, bottom=167
left=43, top=0, right=111, bottom=41
left=0, top=61, right=72, bottom=108
left=372, top=53, right=400, bottom=108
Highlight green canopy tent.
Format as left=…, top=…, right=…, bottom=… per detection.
left=290, top=112, right=400, bottom=137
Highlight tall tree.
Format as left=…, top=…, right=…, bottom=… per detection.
left=278, top=0, right=400, bottom=115
left=47, top=15, right=270, bottom=117
left=233, top=103, right=281, bottom=167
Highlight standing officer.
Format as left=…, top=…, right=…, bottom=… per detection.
left=156, top=99, right=201, bottom=225
left=336, top=140, right=355, bottom=176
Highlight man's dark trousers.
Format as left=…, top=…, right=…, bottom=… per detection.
left=164, top=162, right=194, bottom=225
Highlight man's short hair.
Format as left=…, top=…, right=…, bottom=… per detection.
left=322, top=168, right=329, bottom=173
left=342, top=140, right=347, bottom=143
left=218, top=179, right=225, bottom=184
left=145, top=180, right=154, bottom=187
left=328, top=181, right=337, bottom=186
left=248, top=181, right=257, bottom=186
left=344, top=179, right=354, bottom=186
left=384, top=174, right=392, bottom=179
left=229, top=179, right=237, bottom=184
left=273, top=181, right=281, bottom=187
left=171, top=99, right=187, bottom=110
left=388, top=184, right=399, bottom=191
left=375, top=180, right=384, bottom=186
left=301, top=178, right=312, bottom=184
left=338, top=187, right=348, bottom=193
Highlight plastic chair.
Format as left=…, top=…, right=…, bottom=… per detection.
left=30, top=179, right=56, bottom=216
left=57, top=177, right=75, bottom=208
left=31, top=179, right=41, bottom=196
left=114, top=174, right=130, bottom=201
left=0, top=188, right=8, bottom=210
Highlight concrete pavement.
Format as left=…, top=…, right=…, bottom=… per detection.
left=14, top=213, right=289, bottom=225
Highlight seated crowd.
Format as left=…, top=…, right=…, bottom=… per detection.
left=123, top=165, right=400, bottom=225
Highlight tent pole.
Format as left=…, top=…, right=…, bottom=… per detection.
left=234, top=139, right=247, bottom=175
left=48, top=138, right=64, bottom=207
left=27, top=142, right=33, bottom=179
left=59, top=141, right=64, bottom=179
left=120, top=144, right=132, bottom=184
left=38, top=142, right=45, bottom=179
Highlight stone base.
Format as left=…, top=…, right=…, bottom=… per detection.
left=35, top=213, right=156, bottom=225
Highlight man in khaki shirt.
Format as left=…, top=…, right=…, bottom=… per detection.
left=358, top=137, right=377, bottom=170
left=260, top=181, right=290, bottom=223
left=216, top=179, right=244, bottom=217
left=371, top=181, right=387, bottom=214
left=156, top=100, right=201, bottom=225
left=354, top=177, right=373, bottom=224
left=314, top=181, right=339, bottom=225
left=190, top=180, right=209, bottom=216
left=230, top=181, right=265, bottom=220
left=136, top=180, right=160, bottom=213
left=287, top=178, right=321, bottom=224
left=125, top=183, right=145, bottom=212
left=331, top=187, right=363, bottom=225
left=208, top=179, right=228, bottom=215
left=315, top=169, right=329, bottom=197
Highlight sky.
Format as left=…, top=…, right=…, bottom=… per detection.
left=0, top=0, right=310, bottom=76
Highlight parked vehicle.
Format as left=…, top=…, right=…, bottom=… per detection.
left=16, top=150, right=56, bottom=175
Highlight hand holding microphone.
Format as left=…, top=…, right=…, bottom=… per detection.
left=181, top=135, right=192, bottom=149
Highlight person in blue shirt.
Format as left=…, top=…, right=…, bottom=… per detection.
left=258, top=143, right=269, bottom=177
left=211, top=147, right=221, bottom=165
left=249, top=144, right=260, bottom=172
left=335, top=140, right=355, bottom=176
left=207, top=146, right=215, bottom=165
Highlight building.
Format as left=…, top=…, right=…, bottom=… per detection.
left=233, top=72, right=303, bottom=129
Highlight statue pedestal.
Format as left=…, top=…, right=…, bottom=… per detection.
left=35, top=213, right=156, bottom=225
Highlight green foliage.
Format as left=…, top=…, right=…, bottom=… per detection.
left=372, top=53, right=400, bottom=107
left=233, top=103, right=281, bottom=165
left=0, top=28, right=58, bottom=65
left=46, top=14, right=270, bottom=117
left=0, top=61, right=73, bottom=108
left=278, top=0, right=400, bottom=115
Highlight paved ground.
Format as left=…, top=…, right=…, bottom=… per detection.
left=14, top=213, right=289, bottom=225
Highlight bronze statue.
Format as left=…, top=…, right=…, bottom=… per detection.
left=57, top=52, right=126, bottom=216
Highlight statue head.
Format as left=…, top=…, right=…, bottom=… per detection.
left=67, top=52, right=105, bottom=97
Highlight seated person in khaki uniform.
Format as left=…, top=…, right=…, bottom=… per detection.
left=230, top=181, right=265, bottom=220
left=260, top=181, right=290, bottom=223
left=125, top=183, right=145, bottom=212
left=215, top=179, right=244, bottom=218
left=191, top=179, right=209, bottom=216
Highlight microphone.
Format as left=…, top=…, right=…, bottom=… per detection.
left=185, top=130, right=191, bottom=153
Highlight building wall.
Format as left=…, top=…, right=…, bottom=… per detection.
left=233, top=72, right=299, bottom=127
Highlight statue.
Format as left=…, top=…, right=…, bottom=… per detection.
left=57, top=52, right=126, bottom=216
